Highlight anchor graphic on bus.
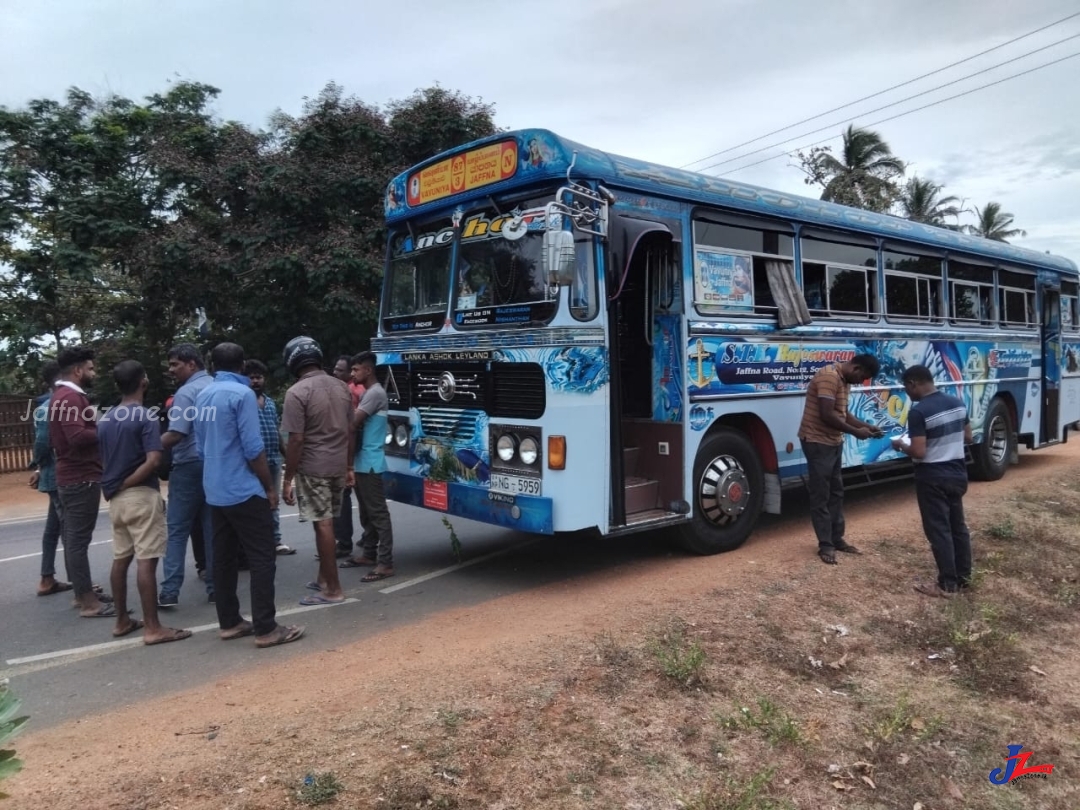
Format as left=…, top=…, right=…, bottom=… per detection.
left=689, top=338, right=713, bottom=388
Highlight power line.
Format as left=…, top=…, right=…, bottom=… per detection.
left=721, top=50, right=1080, bottom=176
left=696, top=36, right=1080, bottom=175
left=681, top=9, right=1080, bottom=169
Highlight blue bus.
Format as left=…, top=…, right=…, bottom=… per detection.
left=373, top=129, right=1080, bottom=553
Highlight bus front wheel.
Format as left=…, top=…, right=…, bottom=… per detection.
left=678, top=429, right=765, bottom=555
left=970, top=398, right=1014, bottom=481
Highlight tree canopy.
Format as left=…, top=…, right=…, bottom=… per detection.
left=0, top=81, right=498, bottom=402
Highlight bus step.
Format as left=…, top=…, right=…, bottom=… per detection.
left=625, top=476, right=660, bottom=515
left=623, top=446, right=640, bottom=477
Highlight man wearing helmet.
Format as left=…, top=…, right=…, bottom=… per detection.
left=280, top=336, right=353, bottom=604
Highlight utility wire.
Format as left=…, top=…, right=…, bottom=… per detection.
left=681, top=9, right=1080, bottom=169
left=721, top=50, right=1080, bottom=176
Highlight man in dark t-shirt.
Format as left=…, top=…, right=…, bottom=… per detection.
left=98, top=361, right=191, bottom=646
left=892, top=364, right=974, bottom=598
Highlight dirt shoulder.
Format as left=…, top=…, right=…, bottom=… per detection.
left=0, top=471, right=49, bottom=521
left=7, top=445, right=1080, bottom=809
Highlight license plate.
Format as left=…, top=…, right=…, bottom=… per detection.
left=489, top=473, right=541, bottom=497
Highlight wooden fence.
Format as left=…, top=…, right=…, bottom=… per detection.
left=0, top=393, right=36, bottom=474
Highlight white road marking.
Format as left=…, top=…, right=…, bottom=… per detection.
left=378, top=540, right=537, bottom=594
left=0, top=539, right=112, bottom=564
left=4, top=597, right=357, bottom=666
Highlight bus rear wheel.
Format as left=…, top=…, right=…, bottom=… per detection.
left=970, top=397, right=1014, bottom=481
left=678, top=429, right=764, bottom=555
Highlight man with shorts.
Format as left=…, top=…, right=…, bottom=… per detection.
left=194, top=343, right=304, bottom=648
left=97, top=361, right=192, bottom=645
left=281, top=337, right=353, bottom=605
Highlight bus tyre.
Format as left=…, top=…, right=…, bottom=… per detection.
left=970, top=398, right=1014, bottom=481
left=678, top=429, right=765, bottom=555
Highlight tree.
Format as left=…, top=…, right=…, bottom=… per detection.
left=964, top=202, right=1027, bottom=242
left=898, top=176, right=962, bottom=228
left=795, top=125, right=905, bottom=213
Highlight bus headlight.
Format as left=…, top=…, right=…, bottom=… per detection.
left=385, top=428, right=393, bottom=445
left=518, top=436, right=539, bottom=466
left=496, top=434, right=517, bottom=462
left=394, top=423, right=409, bottom=447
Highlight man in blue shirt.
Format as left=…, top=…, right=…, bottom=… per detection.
left=244, top=359, right=293, bottom=555
left=194, top=343, right=304, bottom=648
left=159, top=343, right=215, bottom=607
left=342, top=351, right=395, bottom=582
left=892, top=364, right=974, bottom=598
left=98, top=360, right=192, bottom=646
left=29, top=360, right=71, bottom=596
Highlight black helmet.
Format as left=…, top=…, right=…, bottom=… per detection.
left=283, top=336, right=323, bottom=376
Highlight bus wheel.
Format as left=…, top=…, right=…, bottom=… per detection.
left=970, top=398, right=1014, bottom=481
left=678, top=429, right=764, bottom=555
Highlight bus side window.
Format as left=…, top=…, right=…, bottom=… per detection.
left=947, top=258, right=995, bottom=326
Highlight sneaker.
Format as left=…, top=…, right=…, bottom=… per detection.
left=208, top=593, right=216, bottom=604
left=158, top=594, right=179, bottom=608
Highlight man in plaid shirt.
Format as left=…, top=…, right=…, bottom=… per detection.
left=245, top=360, right=293, bottom=555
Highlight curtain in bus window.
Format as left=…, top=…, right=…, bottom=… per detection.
left=764, top=260, right=811, bottom=328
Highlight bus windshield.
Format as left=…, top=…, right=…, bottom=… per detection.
left=384, top=220, right=453, bottom=323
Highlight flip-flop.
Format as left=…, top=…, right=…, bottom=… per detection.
left=835, top=543, right=861, bottom=554
left=275, top=544, right=297, bottom=555
left=220, top=620, right=254, bottom=640
left=818, top=549, right=838, bottom=565
left=81, top=603, right=117, bottom=618
left=112, top=618, right=144, bottom=637
left=37, top=581, right=73, bottom=596
left=145, top=628, right=193, bottom=646
left=339, top=557, right=376, bottom=568
left=299, top=593, right=346, bottom=606
left=360, top=570, right=394, bottom=583
left=304, top=581, right=323, bottom=592
left=255, top=624, right=306, bottom=648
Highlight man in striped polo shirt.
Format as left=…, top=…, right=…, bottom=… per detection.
left=892, top=364, right=974, bottom=598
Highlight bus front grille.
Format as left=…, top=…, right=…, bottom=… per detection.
left=490, top=363, right=546, bottom=420
left=418, top=408, right=483, bottom=442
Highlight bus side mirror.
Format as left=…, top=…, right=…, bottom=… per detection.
left=542, top=229, right=576, bottom=286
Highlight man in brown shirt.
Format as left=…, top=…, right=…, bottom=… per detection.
left=281, top=336, right=354, bottom=605
left=797, top=354, right=883, bottom=565
left=48, top=345, right=113, bottom=618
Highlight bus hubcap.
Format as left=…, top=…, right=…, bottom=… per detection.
left=699, top=455, right=750, bottom=527
left=987, top=413, right=1009, bottom=464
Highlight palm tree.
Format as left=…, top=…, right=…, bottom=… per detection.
left=898, top=176, right=962, bottom=228
left=813, top=125, right=906, bottom=213
left=964, top=202, right=1027, bottom=242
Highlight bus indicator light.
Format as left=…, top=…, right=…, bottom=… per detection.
left=548, top=436, right=566, bottom=470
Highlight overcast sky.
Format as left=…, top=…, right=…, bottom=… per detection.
left=2, top=0, right=1079, bottom=258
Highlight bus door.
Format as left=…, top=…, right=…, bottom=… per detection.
left=607, top=215, right=684, bottom=527
left=1042, top=286, right=1062, bottom=443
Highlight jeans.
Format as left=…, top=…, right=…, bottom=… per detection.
left=57, top=482, right=101, bottom=598
left=915, top=476, right=972, bottom=592
left=355, top=473, right=393, bottom=567
left=210, top=496, right=278, bottom=637
left=160, top=461, right=214, bottom=599
left=801, top=440, right=845, bottom=550
left=268, top=460, right=282, bottom=543
left=40, top=490, right=64, bottom=579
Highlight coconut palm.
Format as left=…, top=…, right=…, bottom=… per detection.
left=898, top=176, right=962, bottom=228
left=812, top=125, right=906, bottom=213
left=964, top=202, right=1027, bottom=242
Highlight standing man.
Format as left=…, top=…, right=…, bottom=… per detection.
left=280, top=337, right=352, bottom=604
left=342, top=351, right=395, bottom=582
left=194, top=343, right=304, bottom=648
left=158, top=343, right=215, bottom=607
left=797, top=353, right=883, bottom=565
left=98, top=360, right=192, bottom=645
left=892, top=365, right=973, bottom=598
left=29, top=360, right=71, bottom=596
left=331, top=354, right=365, bottom=559
left=49, top=345, right=112, bottom=618
left=245, top=359, right=293, bottom=556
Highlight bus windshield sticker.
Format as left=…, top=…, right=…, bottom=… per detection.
left=407, top=140, right=519, bottom=207
left=694, top=248, right=753, bottom=311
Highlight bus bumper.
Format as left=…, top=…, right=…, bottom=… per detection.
left=383, top=472, right=554, bottom=535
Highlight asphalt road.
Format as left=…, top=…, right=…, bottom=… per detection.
left=0, top=494, right=675, bottom=730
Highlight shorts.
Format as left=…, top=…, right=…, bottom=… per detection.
left=109, top=487, right=167, bottom=560
left=295, top=472, right=346, bottom=523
